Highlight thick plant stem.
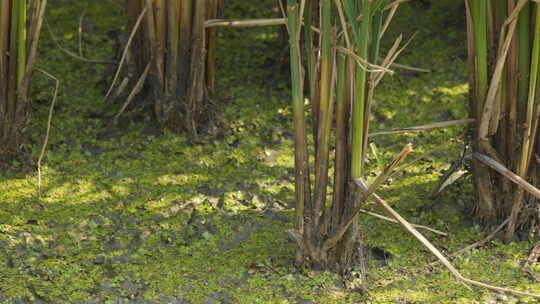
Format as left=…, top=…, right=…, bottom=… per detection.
left=166, top=0, right=179, bottom=108
left=287, top=0, right=310, bottom=246
left=332, top=52, right=349, bottom=229
left=154, top=0, right=166, bottom=85
left=467, top=0, right=496, bottom=222
left=0, top=1, right=9, bottom=105
left=7, top=0, right=19, bottom=134
left=517, top=1, right=531, bottom=119
left=16, top=0, right=26, bottom=87
left=304, top=0, right=319, bottom=144
left=313, top=0, right=333, bottom=236
left=178, top=0, right=193, bottom=101
left=350, top=0, right=370, bottom=179
left=471, top=0, right=489, bottom=115
left=503, top=0, right=517, bottom=166
left=205, top=0, right=221, bottom=93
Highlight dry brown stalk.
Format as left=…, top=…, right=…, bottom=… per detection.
left=35, top=68, right=59, bottom=193
left=359, top=209, right=449, bottom=236
left=204, top=18, right=286, bottom=28
left=369, top=119, right=475, bottom=137
left=474, top=153, right=540, bottom=200
left=357, top=180, right=540, bottom=299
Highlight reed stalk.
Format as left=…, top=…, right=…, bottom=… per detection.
left=287, top=0, right=310, bottom=246
left=16, top=0, right=26, bottom=87
left=312, top=0, right=333, bottom=233
left=349, top=0, right=371, bottom=179
left=331, top=49, right=349, bottom=228
left=304, top=0, right=320, bottom=144
left=517, top=1, right=531, bottom=118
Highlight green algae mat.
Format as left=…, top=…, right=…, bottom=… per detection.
left=1, top=0, right=539, bottom=303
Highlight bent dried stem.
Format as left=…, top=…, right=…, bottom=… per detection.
left=205, top=18, right=286, bottom=28
left=36, top=68, right=59, bottom=193
left=369, top=119, right=475, bottom=137
left=358, top=180, right=540, bottom=299
left=359, top=209, right=449, bottom=237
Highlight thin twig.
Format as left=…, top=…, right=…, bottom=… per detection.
left=204, top=18, right=286, bottom=28
left=111, top=77, right=131, bottom=101
left=380, top=0, right=405, bottom=38
left=359, top=209, right=449, bottom=236
left=383, top=0, right=410, bottom=11
left=373, top=32, right=417, bottom=88
left=333, top=0, right=352, bottom=50
left=390, top=62, right=431, bottom=73
left=427, top=218, right=509, bottom=268
left=46, top=21, right=116, bottom=64
left=104, top=5, right=148, bottom=100
left=376, top=218, right=508, bottom=287
left=369, top=119, right=475, bottom=137
left=277, top=0, right=288, bottom=33
left=112, top=60, right=152, bottom=125
left=389, top=138, right=464, bottom=180
left=35, top=69, right=59, bottom=194
left=356, top=179, right=465, bottom=281
left=78, top=10, right=86, bottom=57
left=336, top=46, right=395, bottom=74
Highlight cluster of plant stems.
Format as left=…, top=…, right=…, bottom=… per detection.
left=0, top=0, right=47, bottom=161
left=121, top=0, right=223, bottom=136
left=466, top=0, right=540, bottom=241
left=286, top=0, right=408, bottom=269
